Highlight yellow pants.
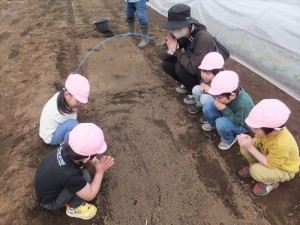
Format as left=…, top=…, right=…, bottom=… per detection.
left=240, top=148, right=295, bottom=184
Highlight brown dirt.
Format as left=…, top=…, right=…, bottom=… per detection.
left=0, top=0, right=299, bottom=224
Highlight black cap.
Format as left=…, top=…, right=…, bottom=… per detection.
left=162, top=4, right=199, bottom=30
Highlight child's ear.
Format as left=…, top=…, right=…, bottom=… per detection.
left=64, top=90, right=71, bottom=98
left=230, top=93, right=236, bottom=100
left=271, top=130, right=281, bottom=136
left=82, top=157, right=90, bottom=163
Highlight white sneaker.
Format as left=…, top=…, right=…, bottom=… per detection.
left=175, top=84, right=187, bottom=94
left=218, top=138, right=237, bottom=150
left=184, top=95, right=196, bottom=104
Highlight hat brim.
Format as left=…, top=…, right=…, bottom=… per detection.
left=73, top=95, right=88, bottom=104
left=97, top=142, right=107, bottom=154
left=162, top=18, right=199, bottom=30
left=208, top=88, right=222, bottom=96
left=245, top=117, right=259, bottom=129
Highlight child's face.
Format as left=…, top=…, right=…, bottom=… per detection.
left=250, top=127, right=267, bottom=137
left=201, top=70, right=215, bottom=83
left=65, top=92, right=85, bottom=112
left=215, top=93, right=236, bottom=105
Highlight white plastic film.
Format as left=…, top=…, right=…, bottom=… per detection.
left=148, top=0, right=300, bottom=101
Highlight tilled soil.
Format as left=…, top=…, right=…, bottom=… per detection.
left=0, top=0, right=299, bottom=225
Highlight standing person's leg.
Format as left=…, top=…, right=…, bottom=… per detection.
left=135, top=0, right=149, bottom=48
left=176, top=62, right=198, bottom=94
left=50, top=119, right=78, bottom=145
left=215, top=117, right=249, bottom=150
left=126, top=1, right=136, bottom=33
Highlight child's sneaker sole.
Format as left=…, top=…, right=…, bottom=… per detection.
left=66, top=203, right=97, bottom=220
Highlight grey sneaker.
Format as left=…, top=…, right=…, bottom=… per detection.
left=252, top=182, right=279, bottom=196
left=218, top=138, right=237, bottom=150
left=199, top=116, right=208, bottom=124
left=202, top=123, right=215, bottom=131
left=184, top=95, right=196, bottom=104
left=176, top=84, right=187, bottom=94
left=188, top=104, right=201, bottom=114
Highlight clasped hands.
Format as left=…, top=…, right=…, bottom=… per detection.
left=166, top=34, right=178, bottom=53
left=237, top=134, right=255, bottom=150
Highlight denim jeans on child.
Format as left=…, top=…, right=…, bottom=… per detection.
left=126, top=0, right=148, bottom=26
left=192, top=85, right=215, bottom=107
left=50, top=119, right=78, bottom=145
left=203, top=101, right=249, bottom=144
left=41, top=170, right=91, bottom=210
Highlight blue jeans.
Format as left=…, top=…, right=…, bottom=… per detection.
left=50, top=119, right=78, bottom=145
left=126, top=0, right=148, bottom=27
left=203, top=102, right=249, bottom=144
left=41, top=170, right=91, bottom=210
left=192, top=85, right=215, bottom=107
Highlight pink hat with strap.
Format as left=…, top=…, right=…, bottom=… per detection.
left=199, top=52, right=224, bottom=70
left=68, top=123, right=107, bottom=155
left=208, top=70, right=239, bottom=95
left=65, top=74, right=90, bottom=104
left=245, top=99, right=290, bottom=129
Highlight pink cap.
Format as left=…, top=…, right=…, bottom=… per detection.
left=65, top=74, right=90, bottom=104
left=199, top=52, right=224, bottom=70
left=245, top=99, right=290, bottom=129
left=68, top=123, right=107, bottom=155
left=208, top=70, right=239, bottom=95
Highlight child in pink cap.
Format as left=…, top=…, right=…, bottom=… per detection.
left=39, top=74, right=90, bottom=145
left=35, top=123, right=115, bottom=220
left=237, top=99, right=300, bottom=196
left=202, top=70, right=254, bottom=150
left=185, top=52, right=225, bottom=113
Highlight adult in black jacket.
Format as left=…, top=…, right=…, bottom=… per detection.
left=159, top=4, right=215, bottom=103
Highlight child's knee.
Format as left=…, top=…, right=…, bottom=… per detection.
left=203, top=101, right=214, bottom=114
left=192, top=85, right=199, bottom=95
left=215, top=117, right=227, bottom=130
left=240, top=147, right=248, bottom=157
left=67, top=119, right=78, bottom=129
left=249, top=163, right=261, bottom=179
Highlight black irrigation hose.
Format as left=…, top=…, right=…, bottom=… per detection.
left=75, top=33, right=161, bottom=73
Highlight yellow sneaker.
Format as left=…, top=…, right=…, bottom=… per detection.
left=66, top=202, right=97, bottom=220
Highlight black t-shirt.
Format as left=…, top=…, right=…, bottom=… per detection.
left=34, top=145, right=87, bottom=204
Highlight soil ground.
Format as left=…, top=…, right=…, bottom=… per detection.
left=0, top=0, right=299, bottom=224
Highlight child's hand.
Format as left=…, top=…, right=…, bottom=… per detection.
left=214, top=100, right=226, bottom=110
left=94, top=156, right=115, bottom=174
left=200, top=82, right=210, bottom=93
left=237, top=134, right=254, bottom=149
left=89, top=157, right=99, bottom=166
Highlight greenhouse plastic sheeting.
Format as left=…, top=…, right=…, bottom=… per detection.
left=148, top=0, right=300, bottom=101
